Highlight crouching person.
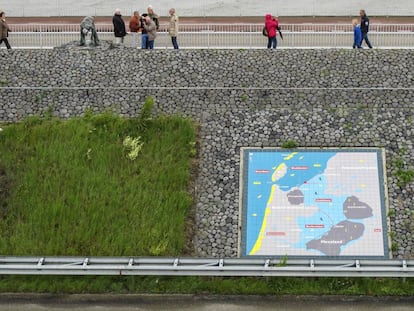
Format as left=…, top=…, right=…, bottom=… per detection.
left=80, top=16, right=99, bottom=46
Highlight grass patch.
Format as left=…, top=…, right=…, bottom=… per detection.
left=0, top=275, right=413, bottom=295
left=393, top=151, right=414, bottom=188
left=0, top=80, right=9, bottom=87
left=0, top=98, right=196, bottom=257
left=281, top=140, right=298, bottom=149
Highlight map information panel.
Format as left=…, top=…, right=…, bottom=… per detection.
left=239, top=148, right=389, bottom=258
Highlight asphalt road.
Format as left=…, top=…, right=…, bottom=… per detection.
left=1, top=295, right=414, bottom=311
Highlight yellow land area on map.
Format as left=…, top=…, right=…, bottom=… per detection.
left=250, top=162, right=288, bottom=255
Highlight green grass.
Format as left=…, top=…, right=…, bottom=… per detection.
left=0, top=99, right=196, bottom=257
left=393, top=153, right=414, bottom=188
left=0, top=275, right=413, bottom=295
left=281, top=140, right=298, bottom=149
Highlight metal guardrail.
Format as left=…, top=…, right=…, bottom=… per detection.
left=4, top=23, right=414, bottom=49
left=0, top=257, right=413, bottom=277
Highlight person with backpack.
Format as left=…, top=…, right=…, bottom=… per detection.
left=264, top=14, right=279, bottom=49
left=147, top=5, right=159, bottom=31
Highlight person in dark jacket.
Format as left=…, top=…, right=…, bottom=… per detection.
left=359, top=9, right=373, bottom=48
left=0, top=11, right=11, bottom=49
left=112, top=8, right=127, bottom=45
left=265, top=14, right=279, bottom=49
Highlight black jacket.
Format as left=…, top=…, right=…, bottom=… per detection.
left=360, top=15, right=370, bottom=33
left=140, top=14, right=148, bottom=34
left=113, top=14, right=126, bottom=37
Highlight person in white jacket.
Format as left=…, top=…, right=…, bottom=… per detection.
left=168, top=8, right=179, bottom=49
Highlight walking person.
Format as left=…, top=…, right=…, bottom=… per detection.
left=265, top=14, right=279, bottom=49
left=0, top=11, right=11, bottom=49
left=360, top=9, right=373, bottom=48
left=142, top=16, right=157, bottom=49
left=112, top=8, right=127, bottom=45
left=168, top=8, right=179, bottom=49
left=352, top=19, right=362, bottom=49
left=129, top=11, right=140, bottom=48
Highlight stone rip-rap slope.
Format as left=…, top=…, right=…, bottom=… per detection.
left=0, top=49, right=413, bottom=259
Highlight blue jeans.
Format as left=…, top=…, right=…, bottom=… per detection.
left=148, top=40, right=154, bottom=49
left=361, top=32, right=373, bottom=48
left=171, top=36, right=179, bottom=49
left=141, top=34, right=148, bottom=49
left=267, top=36, right=277, bottom=49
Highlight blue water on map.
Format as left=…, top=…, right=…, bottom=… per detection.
left=246, top=151, right=336, bottom=254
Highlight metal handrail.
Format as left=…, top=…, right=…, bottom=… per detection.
left=0, top=256, right=413, bottom=277
left=8, top=23, right=414, bottom=32
left=5, top=23, right=414, bottom=49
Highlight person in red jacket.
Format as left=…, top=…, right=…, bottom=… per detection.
left=129, top=11, right=140, bottom=47
left=265, top=14, right=279, bottom=49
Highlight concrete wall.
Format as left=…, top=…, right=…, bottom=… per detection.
left=0, top=48, right=413, bottom=259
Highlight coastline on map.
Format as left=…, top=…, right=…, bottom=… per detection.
left=1, top=0, right=413, bottom=17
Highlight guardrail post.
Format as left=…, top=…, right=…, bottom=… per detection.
left=39, top=24, right=43, bottom=49
left=37, top=257, right=45, bottom=267
left=208, top=24, right=210, bottom=49
left=83, top=258, right=89, bottom=268
left=402, top=260, right=407, bottom=283
left=249, top=24, right=252, bottom=49
left=173, top=258, right=179, bottom=267
left=219, top=258, right=224, bottom=268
